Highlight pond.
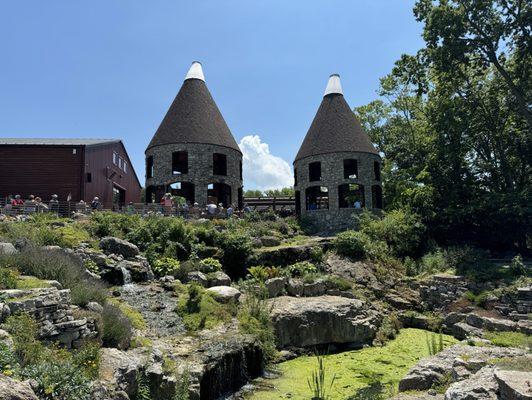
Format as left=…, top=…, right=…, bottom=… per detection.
left=246, top=328, right=457, bottom=399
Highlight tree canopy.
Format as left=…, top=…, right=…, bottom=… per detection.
left=355, top=0, right=531, bottom=251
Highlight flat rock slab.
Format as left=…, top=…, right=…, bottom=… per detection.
left=495, top=369, right=532, bottom=399
left=399, top=344, right=527, bottom=392
left=0, top=374, right=38, bottom=400
left=267, top=295, right=379, bottom=348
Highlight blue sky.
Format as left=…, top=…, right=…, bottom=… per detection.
left=0, top=1, right=423, bottom=190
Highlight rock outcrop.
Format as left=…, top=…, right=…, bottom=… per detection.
left=100, top=237, right=140, bottom=259
left=398, top=344, right=528, bottom=392
left=0, top=242, right=18, bottom=256
left=0, top=374, right=39, bottom=400
left=268, top=295, right=380, bottom=348
left=206, top=286, right=241, bottom=303
left=0, top=287, right=98, bottom=348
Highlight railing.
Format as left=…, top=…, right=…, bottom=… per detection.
left=0, top=197, right=296, bottom=218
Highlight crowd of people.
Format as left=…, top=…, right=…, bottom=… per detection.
left=0, top=192, right=254, bottom=219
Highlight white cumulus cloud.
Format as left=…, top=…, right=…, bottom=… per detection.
left=239, top=135, right=293, bottom=191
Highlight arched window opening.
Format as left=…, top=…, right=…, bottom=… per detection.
left=305, top=186, right=329, bottom=210
left=294, top=168, right=298, bottom=186
left=172, top=151, right=188, bottom=175
left=308, top=162, right=321, bottom=182
left=374, top=161, right=381, bottom=181
left=207, top=182, right=231, bottom=207
left=167, top=181, right=195, bottom=205
left=343, top=159, right=358, bottom=179
left=213, top=153, right=227, bottom=176
left=146, top=156, right=154, bottom=179
left=239, top=160, right=243, bottom=180
left=372, top=185, right=383, bottom=209
left=338, top=183, right=365, bottom=208
left=238, top=187, right=243, bottom=209
left=295, top=190, right=301, bottom=216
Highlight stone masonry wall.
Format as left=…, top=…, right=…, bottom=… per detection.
left=146, top=143, right=243, bottom=207
left=0, top=287, right=98, bottom=348
left=294, top=151, right=382, bottom=231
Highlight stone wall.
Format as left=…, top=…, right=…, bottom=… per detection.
left=0, top=287, right=99, bottom=348
left=145, top=143, right=243, bottom=207
left=294, top=151, right=382, bottom=231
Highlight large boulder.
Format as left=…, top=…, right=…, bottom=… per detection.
left=206, top=286, right=241, bottom=303
left=444, top=366, right=499, bottom=400
left=207, top=271, right=231, bottom=287
left=0, top=374, right=39, bottom=400
left=117, top=260, right=154, bottom=283
left=0, top=242, right=18, bottom=256
left=265, top=277, right=287, bottom=298
left=268, top=295, right=380, bottom=348
left=100, top=237, right=139, bottom=259
left=494, top=369, right=532, bottom=399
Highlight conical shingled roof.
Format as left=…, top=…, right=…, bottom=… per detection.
left=294, top=74, right=378, bottom=162
left=147, top=62, right=241, bottom=153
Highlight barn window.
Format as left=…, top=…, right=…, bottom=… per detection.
left=372, top=185, right=383, bottom=209
left=374, top=161, right=381, bottom=181
left=308, top=162, right=321, bottom=182
left=86, top=173, right=92, bottom=183
left=305, top=186, right=328, bottom=210
left=338, top=183, right=365, bottom=208
left=123, top=161, right=127, bottom=173
left=343, top=159, right=358, bottom=179
left=213, top=153, right=227, bottom=176
left=146, top=156, right=154, bottom=179
left=172, top=151, right=188, bottom=175
left=113, top=152, right=118, bottom=165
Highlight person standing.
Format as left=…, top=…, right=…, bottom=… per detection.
left=49, top=194, right=59, bottom=214
left=91, top=197, right=101, bottom=211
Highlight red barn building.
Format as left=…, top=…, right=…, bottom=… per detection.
left=0, top=139, right=141, bottom=208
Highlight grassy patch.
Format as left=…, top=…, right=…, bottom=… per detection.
left=16, top=276, right=52, bottom=289
left=247, top=328, right=457, bottom=400
left=176, top=284, right=236, bottom=331
left=107, top=298, right=147, bottom=330
left=484, top=331, right=531, bottom=350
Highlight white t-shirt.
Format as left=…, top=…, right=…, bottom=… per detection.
left=206, top=204, right=217, bottom=214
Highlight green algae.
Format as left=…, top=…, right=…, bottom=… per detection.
left=247, top=328, right=458, bottom=400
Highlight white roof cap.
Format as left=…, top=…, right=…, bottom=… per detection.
left=323, top=73, right=343, bottom=96
left=184, top=61, right=205, bottom=82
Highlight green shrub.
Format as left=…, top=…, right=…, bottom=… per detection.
left=358, top=209, right=425, bottom=258
left=83, top=259, right=100, bottom=275
left=125, top=225, right=154, bottom=251
left=71, top=341, right=100, bottom=380
left=177, top=284, right=235, bottom=331
left=419, top=250, right=448, bottom=274
left=0, top=342, right=19, bottom=377
left=287, top=261, right=318, bottom=277
left=309, top=246, right=324, bottom=263
left=217, top=232, right=253, bottom=278
left=334, top=231, right=369, bottom=259
left=152, top=257, right=181, bottom=277
left=4, top=314, right=43, bottom=366
left=107, top=298, right=147, bottom=330
left=247, top=265, right=281, bottom=282
left=404, top=257, right=419, bottom=276
left=374, top=313, right=401, bottom=345
left=21, top=359, right=93, bottom=400
left=238, top=285, right=276, bottom=363
left=510, top=255, right=527, bottom=276
left=198, top=257, right=222, bottom=273
left=0, top=247, right=106, bottom=306
left=102, top=303, right=133, bottom=349
left=444, top=246, right=489, bottom=276
left=0, top=267, right=18, bottom=289
left=88, top=212, right=140, bottom=238
left=325, top=276, right=352, bottom=291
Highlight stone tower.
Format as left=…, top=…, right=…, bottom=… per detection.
left=293, top=74, right=382, bottom=230
left=145, top=62, right=243, bottom=207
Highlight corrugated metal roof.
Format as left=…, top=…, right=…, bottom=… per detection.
left=0, top=138, right=120, bottom=146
